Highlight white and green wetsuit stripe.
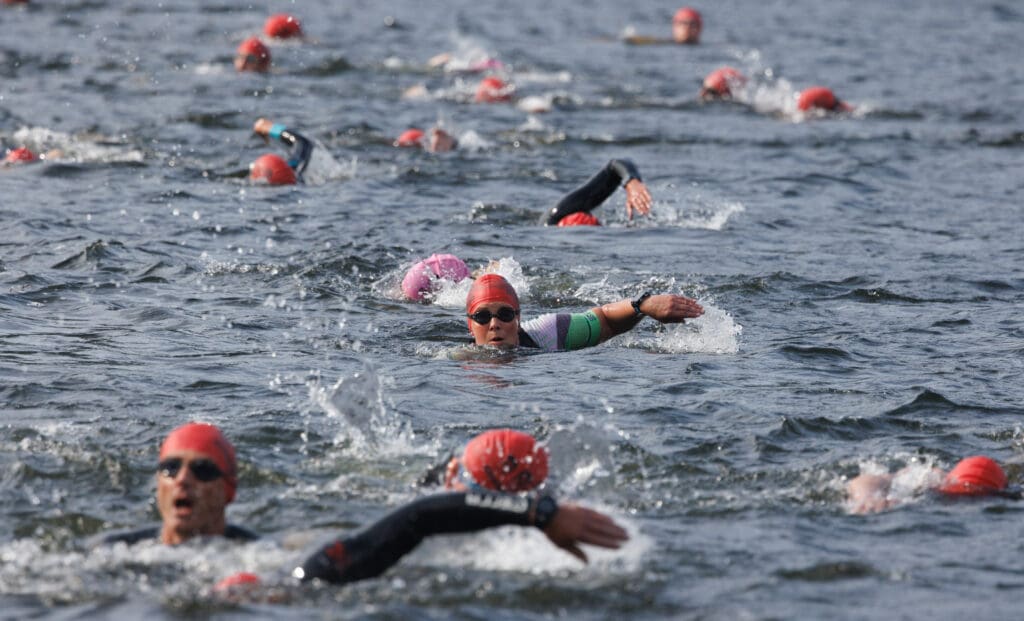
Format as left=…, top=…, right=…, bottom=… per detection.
left=520, top=311, right=602, bottom=352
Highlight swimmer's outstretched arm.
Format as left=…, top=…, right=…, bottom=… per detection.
left=544, top=159, right=651, bottom=225
left=253, top=118, right=314, bottom=176
left=591, top=293, right=704, bottom=343
left=293, top=492, right=628, bottom=584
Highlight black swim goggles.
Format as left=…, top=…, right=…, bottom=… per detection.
left=467, top=307, right=519, bottom=325
left=158, top=457, right=224, bottom=482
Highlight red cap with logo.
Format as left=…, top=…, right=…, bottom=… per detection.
left=462, top=429, right=549, bottom=492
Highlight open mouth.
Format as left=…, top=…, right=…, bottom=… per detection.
left=173, top=497, right=193, bottom=511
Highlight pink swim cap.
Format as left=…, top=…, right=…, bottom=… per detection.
left=938, top=456, right=1008, bottom=496
left=394, top=128, right=425, bottom=148
left=160, top=422, right=238, bottom=503
left=402, top=254, right=470, bottom=301
left=264, top=14, right=302, bottom=39
left=250, top=153, right=296, bottom=185
left=558, top=212, right=601, bottom=227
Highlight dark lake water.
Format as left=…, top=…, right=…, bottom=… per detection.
left=2, top=0, right=1023, bottom=619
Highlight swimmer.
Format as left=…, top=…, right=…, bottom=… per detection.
left=235, top=37, right=271, bottom=73
left=264, top=14, right=303, bottom=39
left=402, top=253, right=471, bottom=301
left=98, top=423, right=628, bottom=584
left=699, top=66, right=747, bottom=100
left=443, top=429, right=549, bottom=493
left=797, top=86, right=853, bottom=113
left=249, top=118, right=314, bottom=185
left=474, top=76, right=514, bottom=103
left=3, top=146, right=37, bottom=165
left=464, top=273, right=704, bottom=351
left=671, top=7, right=702, bottom=44
left=624, top=7, right=702, bottom=46
left=846, top=455, right=1020, bottom=515
left=394, top=127, right=458, bottom=153
left=544, top=159, right=652, bottom=226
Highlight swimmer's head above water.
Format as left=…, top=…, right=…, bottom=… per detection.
left=445, top=429, right=550, bottom=493
left=249, top=153, right=296, bottom=185
left=235, top=37, right=271, bottom=73
left=157, top=422, right=238, bottom=545
left=672, top=7, right=702, bottom=44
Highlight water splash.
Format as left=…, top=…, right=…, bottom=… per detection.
left=307, top=363, right=416, bottom=458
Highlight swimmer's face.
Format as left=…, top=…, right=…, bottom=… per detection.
left=235, top=53, right=269, bottom=73
left=672, top=17, right=701, bottom=44
left=156, top=449, right=229, bottom=544
left=468, top=302, right=521, bottom=349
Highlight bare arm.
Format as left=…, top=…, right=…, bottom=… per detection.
left=592, top=294, right=704, bottom=343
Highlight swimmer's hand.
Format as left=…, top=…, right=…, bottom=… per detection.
left=640, top=294, right=704, bottom=323
left=624, top=178, right=652, bottom=220
left=846, top=473, right=896, bottom=515
left=253, top=118, right=273, bottom=142
left=429, top=128, right=457, bottom=153
left=541, top=503, right=629, bottom=563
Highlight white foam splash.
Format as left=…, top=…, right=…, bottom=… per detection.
left=406, top=508, right=650, bottom=574
left=307, top=364, right=418, bottom=458
left=10, top=126, right=144, bottom=163
left=651, top=196, right=745, bottom=231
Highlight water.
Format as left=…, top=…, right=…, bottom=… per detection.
left=2, top=0, right=1023, bottom=618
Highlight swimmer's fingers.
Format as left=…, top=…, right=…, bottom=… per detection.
left=625, top=179, right=652, bottom=219
left=544, top=504, right=628, bottom=562
left=643, top=294, right=704, bottom=323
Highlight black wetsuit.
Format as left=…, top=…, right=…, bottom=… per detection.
left=97, top=523, right=260, bottom=546
left=268, top=124, right=314, bottom=181
left=543, top=159, right=642, bottom=225
left=95, top=491, right=550, bottom=586
left=296, top=491, right=542, bottom=584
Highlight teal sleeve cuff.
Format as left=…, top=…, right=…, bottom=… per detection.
left=269, top=124, right=286, bottom=139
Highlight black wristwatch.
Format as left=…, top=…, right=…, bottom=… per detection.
left=531, top=495, right=559, bottom=530
left=631, top=291, right=652, bottom=317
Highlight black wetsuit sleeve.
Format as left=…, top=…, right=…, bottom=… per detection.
left=543, top=159, right=642, bottom=225
left=271, top=126, right=314, bottom=178
left=91, top=525, right=160, bottom=546
left=296, top=492, right=535, bottom=585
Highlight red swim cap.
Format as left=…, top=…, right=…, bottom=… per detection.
left=938, top=456, right=1008, bottom=496
left=558, top=212, right=601, bottom=227
left=160, top=423, right=238, bottom=503
left=214, top=572, right=261, bottom=594
left=466, top=273, right=520, bottom=315
left=674, top=7, right=702, bottom=25
left=702, top=66, right=746, bottom=97
left=463, top=429, right=549, bottom=492
left=236, top=37, right=271, bottom=73
left=394, top=128, right=425, bottom=148
left=4, top=147, right=37, bottom=163
left=474, top=77, right=512, bottom=103
left=798, top=86, right=848, bottom=112
left=264, top=14, right=302, bottom=39
left=250, top=153, right=296, bottom=185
